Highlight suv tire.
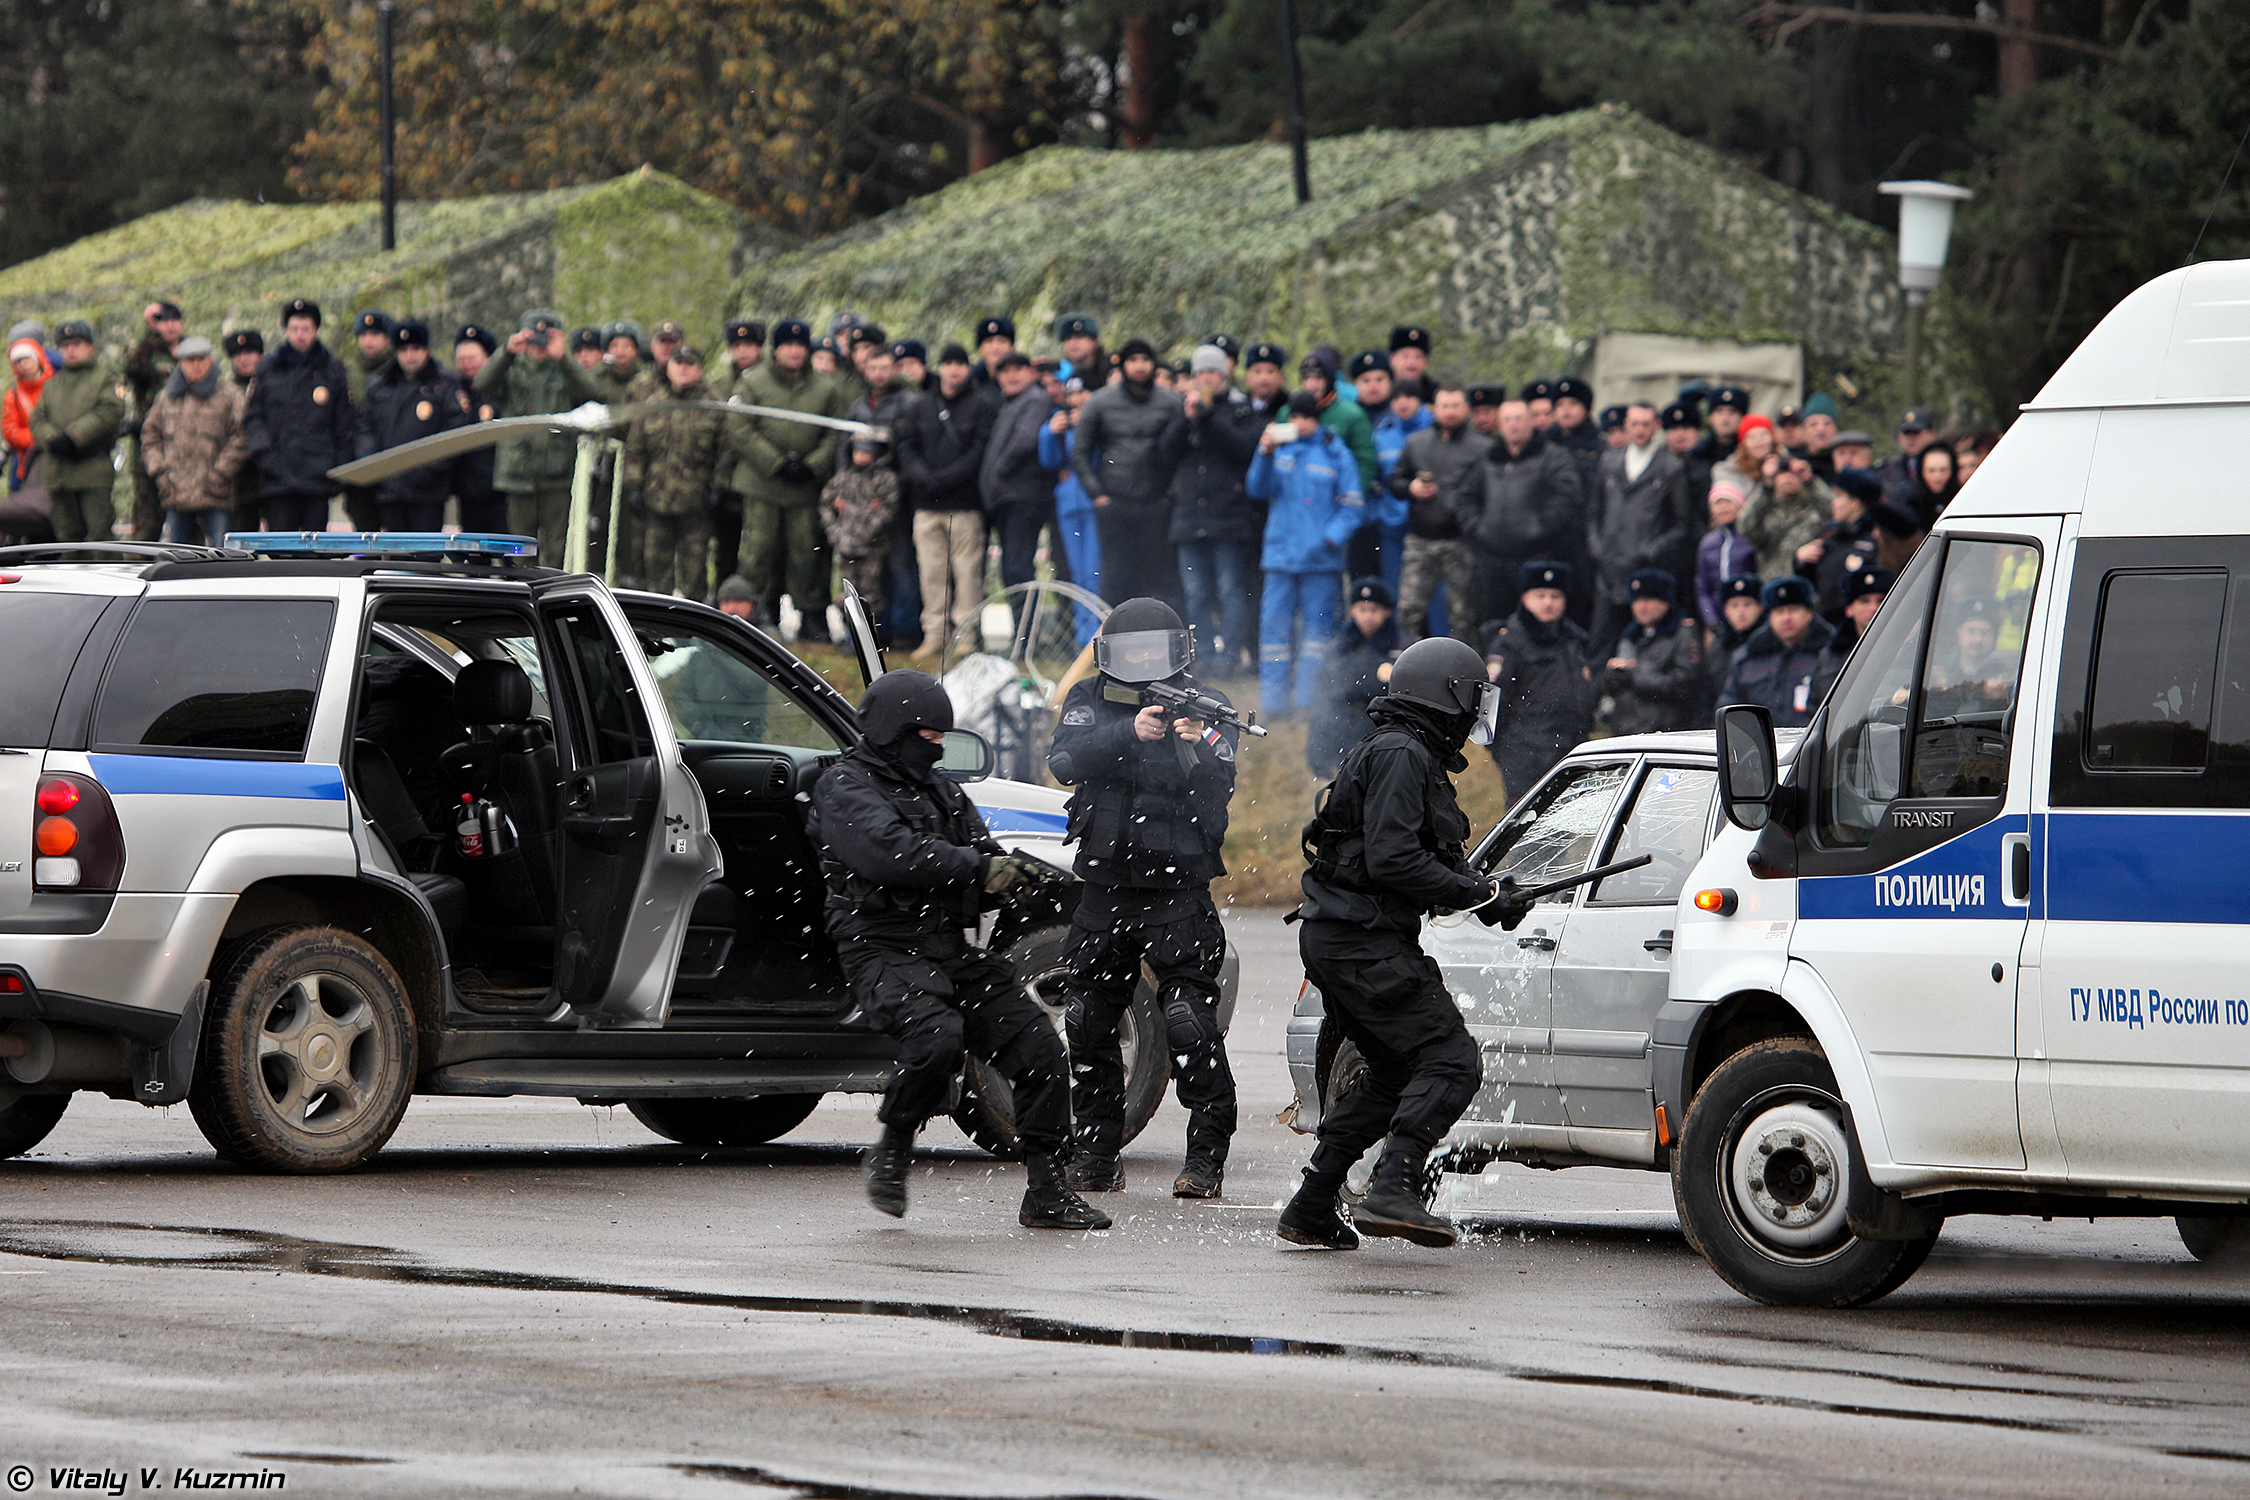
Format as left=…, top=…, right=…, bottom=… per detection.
left=627, top=1095, right=822, bottom=1147
left=953, top=924, right=1167, bottom=1159
left=2177, top=1216, right=2250, bottom=1265
left=0, top=1092, right=70, bottom=1159
left=188, top=926, right=417, bottom=1175
left=1676, top=1038, right=1938, bottom=1307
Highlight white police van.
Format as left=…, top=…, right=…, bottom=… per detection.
left=1661, top=259, right=2250, bottom=1304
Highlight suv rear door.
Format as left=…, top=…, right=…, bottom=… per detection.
left=530, top=580, right=716, bottom=1023
left=0, top=583, right=118, bottom=921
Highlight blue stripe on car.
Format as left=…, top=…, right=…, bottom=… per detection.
left=975, top=805, right=1070, bottom=835
left=90, top=754, right=347, bottom=801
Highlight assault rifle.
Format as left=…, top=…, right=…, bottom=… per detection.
left=1139, top=678, right=1269, bottom=738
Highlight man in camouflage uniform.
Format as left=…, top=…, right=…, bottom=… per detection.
left=624, top=345, right=727, bottom=598
left=31, top=319, right=128, bottom=544
left=819, top=430, right=900, bottom=617
left=727, top=317, right=845, bottom=633
left=122, top=301, right=183, bottom=540
left=598, top=320, right=649, bottom=581
left=473, top=309, right=603, bottom=566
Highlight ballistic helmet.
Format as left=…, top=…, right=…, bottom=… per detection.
left=1094, top=598, right=1193, bottom=684
left=858, top=669, right=954, bottom=746
left=1386, top=636, right=1501, bottom=745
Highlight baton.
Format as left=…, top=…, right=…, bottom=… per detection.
left=1507, top=853, right=1654, bottom=904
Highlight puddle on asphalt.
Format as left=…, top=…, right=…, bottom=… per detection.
left=672, top=1461, right=1142, bottom=1499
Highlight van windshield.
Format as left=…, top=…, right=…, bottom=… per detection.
left=0, top=592, right=108, bottom=747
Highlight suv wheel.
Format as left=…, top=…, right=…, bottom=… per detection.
left=2177, top=1216, right=2250, bottom=1265
left=628, top=1095, right=822, bottom=1147
left=1675, top=1038, right=1937, bottom=1307
left=0, top=1092, right=70, bottom=1159
left=188, top=927, right=417, bottom=1174
left=953, top=924, right=1168, bottom=1159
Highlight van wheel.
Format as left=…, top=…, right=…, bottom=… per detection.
left=188, top=927, right=416, bottom=1175
left=2177, top=1216, right=2250, bottom=1265
left=0, top=1092, right=70, bottom=1158
left=953, top=925, right=1167, bottom=1160
left=1676, top=1038, right=1937, bottom=1307
left=628, top=1095, right=822, bottom=1147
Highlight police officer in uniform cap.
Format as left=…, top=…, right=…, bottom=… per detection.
left=971, top=314, right=1015, bottom=388
left=220, top=330, right=266, bottom=530
left=1281, top=635, right=1524, bottom=1251
left=1485, top=560, right=1596, bottom=798
left=809, top=670, right=1110, bottom=1231
left=1466, top=383, right=1506, bottom=436
left=353, top=319, right=467, bottom=532
left=1519, top=378, right=1556, bottom=430
left=1387, top=325, right=1433, bottom=388
left=449, top=324, right=507, bottom=533
left=1048, top=600, right=1240, bottom=1197
left=1202, top=332, right=1241, bottom=371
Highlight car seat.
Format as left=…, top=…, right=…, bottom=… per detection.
left=443, top=659, right=561, bottom=926
left=351, top=739, right=467, bottom=936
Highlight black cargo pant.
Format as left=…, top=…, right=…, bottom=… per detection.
left=1065, top=888, right=1235, bottom=1163
left=1298, top=918, right=1481, bottom=1187
left=840, top=929, right=1068, bottom=1156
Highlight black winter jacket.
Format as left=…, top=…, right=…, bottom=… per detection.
left=1799, top=514, right=1882, bottom=620
left=354, top=361, right=469, bottom=509
left=1164, top=388, right=1264, bottom=545
left=1048, top=675, right=1235, bottom=888
left=808, top=740, right=1002, bottom=945
left=1386, top=421, right=1491, bottom=540
left=979, top=384, right=1054, bottom=513
left=1589, top=447, right=1699, bottom=607
left=1072, top=378, right=1183, bottom=510
left=244, top=341, right=355, bottom=500
left=1719, top=615, right=1836, bottom=728
left=1602, top=614, right=1707, bottom=736
left=895, top=382, right=995, bottom=513
left=1298, top=698, right=1489, bottom=934
left=1487, top=609, right=1596, bottom=761
left=1469, top=434, right=1587, bottom=603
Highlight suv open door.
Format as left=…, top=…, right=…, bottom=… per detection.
left=838, top=580, right=885, bottom=691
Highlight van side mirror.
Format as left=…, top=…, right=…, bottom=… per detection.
left=939, top=728, right=994, bottom=782
left=1716, top=704, right=1779, bottom=831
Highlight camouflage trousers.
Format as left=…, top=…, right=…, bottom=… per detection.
left=129, top=455, right=162, bottom=542
left=740, top=500, right=830, bottom=618
left=642, top=511, right=712, bottom=599
left=50, top=487, right=115, bottom=544
left=837, top=552, right=885, bottom=620
left=1398, top=536, right=1479, bottom=643
left=506, top=485, right=575, bottom=568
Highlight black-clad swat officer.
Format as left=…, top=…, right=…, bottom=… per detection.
left=810, top=670, right=1110, bottom=1231
left=1049, top=600, right=1240, bottom=1198
left=1281, top=636, right=1525, bottom=1251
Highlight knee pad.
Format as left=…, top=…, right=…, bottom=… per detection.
left=1162, top=993, right=1222, bottom=1057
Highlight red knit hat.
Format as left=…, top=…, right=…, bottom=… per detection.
left=1737, top=413, right=1776, bottom=439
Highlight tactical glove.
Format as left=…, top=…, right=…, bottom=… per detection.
left=1474, top=878, right=1533, bottom=930
left=982, top=853, right=1047, bottom=896
left=45, top=432, right=80, bottom=462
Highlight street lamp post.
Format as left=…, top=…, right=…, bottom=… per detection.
left=1878, top=179, right=1972, bottom=410
left=1277, top=0, right=1310, bottom=205
left=378, top=0, right=397, bottom=252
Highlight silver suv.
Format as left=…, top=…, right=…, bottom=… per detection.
left=0, top=539, right=1208, bottom=1173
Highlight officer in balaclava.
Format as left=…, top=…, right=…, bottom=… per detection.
left=1280, top=636, right=1525, bottom=1251
left=1048, top=599, right=1240, bottom=1198
left=810, top=670, right=1110, bottom=1230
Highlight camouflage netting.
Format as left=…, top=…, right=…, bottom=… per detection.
left=730, top=107, right=1914, bottom=402
left=0, top=168, right=791, bottom=359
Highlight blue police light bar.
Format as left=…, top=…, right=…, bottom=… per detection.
left=223, top=531, right=540, bottom=558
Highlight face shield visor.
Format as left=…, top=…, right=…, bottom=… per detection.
left=1466, top=679, right=1501, bottom=746
left=1094, top=628, right=1194, bottom=684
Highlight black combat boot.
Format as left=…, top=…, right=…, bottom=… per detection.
left=1172, top=1156, right=1224, bottom=1199
left=1021, top=1153, right=1113, bottom=1230
left=1353, top=1142, right=1457, bottom=1248
left=863, top=1119, right=914, bottom=1218
left=1276, top=1170, right=1358, bottom=1250
left=1064, top=1152, right=1124, bottom=1192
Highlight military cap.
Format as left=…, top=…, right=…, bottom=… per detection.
left=1831, top=468, right=1885, bottom=505
left=770, top=318, right=812, bottom=348
left=1720, top=574, right=1763, bottom=603
left=519, top=307, right=565, bottom=334
left=282, top=298, right=323, bottom=328
left=569, top=326, right=603, bottom=353
left=1243, top=342, right=1287, bottom=371
left=850, top=323, right=887, bottom=348
left=1204, top=333, right=1241, bottom=360
left=173, top=335, right=214, bottom=359
left=652, top=320, right=685, bottom=344
left=1846, top=566, right=1894, bottom=604
left=1709, top=385, right=1752, bottom=413
left=221, top=329, right=263, bottom=357
left=1348, top=576, right=1394, bottom=609
left=1520, top=379, right=1555, bottom=403
left=354, top=310, right=392, bottom=338
left=1599, top=404, right=1628, bottom=432
left=1347, top=350, right=1391, bottom=380
left=1388, top=325, right=1433, bottom=354
left=670, top=344, right=705, bottom=366
left=725, top=318, right=765, bottom=346
left=815, top=335, right=839, bottom=357
left=890, top=339, right=927, bottom=364
left=1896, top=406, right=1936, bottom=432
left=1170, top=358, right=1196, bottom=379
left=1627, top=567, right=1676, bottom=603
left=1960, top=596, right=1992, bottom=620
left=605, top=319, right=646, bottom=348
left=1554, top=377, right=1594, bottom=406
left=1055, top=312, right=1101, bottom=341
left=1285, top=390, right=1323, bottom=418
left=149, top=301, right=184, bottom=321
left=390, top=321, right=431, bottom=349
left=1660, top=401, right=1698, bottom=429
left=828, top=311, right=868, bottom=338
left=55, top=318, right=97, bottom=344
left=1834, top=428, right=1874, bottom=448
left=455, top=324, right=497, bottom=354
left=935, top=342, right=972, bottom=366
left=1761, top=575, right=1815, bottom=611
left=1520, top=560, right=1572, bottom=595
left=1116, top=337, right=1158, bottom=363
left=715, top=574, right=758, bottom=605
left=1802, top=392, right=1840, bottom=420
left=1467, top=383, right=1506, bottom=408
left=974, top=315, right=1016, bottom=344
left=1871, top=501, right=1924, bottom=538
left=1776, top=403, right=1803, bottom=426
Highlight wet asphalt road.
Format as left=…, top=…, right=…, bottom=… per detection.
left=3, top=911, right=2248, bottom=1499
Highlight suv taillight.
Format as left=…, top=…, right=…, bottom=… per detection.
left=33, top=773, right=125, bottom=892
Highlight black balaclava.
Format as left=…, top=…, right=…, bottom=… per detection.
left=858, top=669, right=953, bottom=779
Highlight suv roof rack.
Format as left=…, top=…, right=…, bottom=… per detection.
left=0, top=541, right=252, bottom=565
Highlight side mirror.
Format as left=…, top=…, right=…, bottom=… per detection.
left=939, top=728, right=993, bottom=782
left=1716, top=703, right=1779, bottom=831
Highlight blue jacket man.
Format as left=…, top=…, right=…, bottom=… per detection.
left=1246, top=391, right=1364, bottom=714
left=1038, top=393, right=1102, bottom=643
left=1719, top=574, right=1836, bottom=727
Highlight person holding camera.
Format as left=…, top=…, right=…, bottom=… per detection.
left=1049, top=599, right=1241, bottom=1198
